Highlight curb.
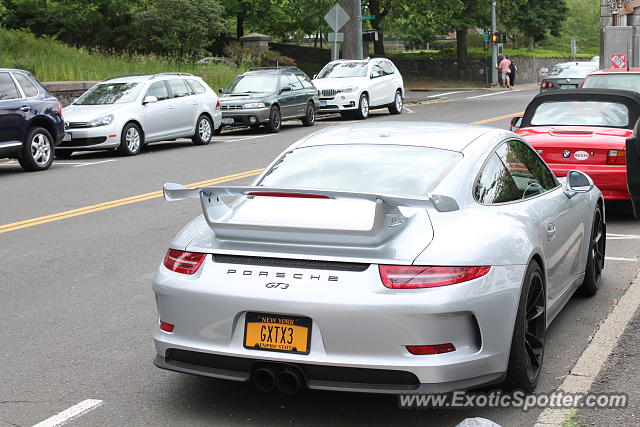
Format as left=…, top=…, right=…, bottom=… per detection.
left=535, top=270, right=640, bottom=426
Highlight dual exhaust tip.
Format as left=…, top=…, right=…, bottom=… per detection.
left=252, top=364, right=305, bottom=394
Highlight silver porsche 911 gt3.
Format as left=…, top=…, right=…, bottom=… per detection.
left=152, top=122, right=605, bottom=394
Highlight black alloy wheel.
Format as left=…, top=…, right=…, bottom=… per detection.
left=577, top=204, right=605, bottom=296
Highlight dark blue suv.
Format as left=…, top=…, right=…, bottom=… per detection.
left=0, top=69, right=64, bottom=171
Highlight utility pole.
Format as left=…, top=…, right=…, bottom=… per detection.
left=355, top=0, right=363, bottom=59
left=491, top=0, right=498, bottom=87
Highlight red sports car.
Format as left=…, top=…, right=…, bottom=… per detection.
left=512, top=89, right=640, bottom=215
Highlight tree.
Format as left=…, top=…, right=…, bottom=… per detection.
left=220, top=0, right=273, bottom=39
left=449, top=0, right=489, bottom=66
left=365, top=0, right=391, bottom=55
left=134, top=0, right=227, bottom=58
left=502, top=0, right=568, bottom=48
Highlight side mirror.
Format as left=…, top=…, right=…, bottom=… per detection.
left=313, top=74, right=317, bottom=79
left=143, top=95, right=158, bottom=105
left=510, top=116, right=523, bottom=132
left=370, top=74, right=375, bottom=79
left=280, top=86, right=292, bottom=93
left=564, top=170, right=594, bottom=198
left=219, top=88, right=225, bottom=94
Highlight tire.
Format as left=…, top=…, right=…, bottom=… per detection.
left=18, top=127, right=54, bottom=171
left=577, top=204, right=605, bottom=297
left=192, top=114, right=213, bottom=145
left=301, top=102, right=316, bottom=127
left=54, top=150, right=73, bottom=160
left=213, top=126, right=222, bottom=136
left=265, top=106, right=281, bottom=133
left=388, top=90, right=403, bottom=115
left=502, top=261, right=546, bottom=392
left=355, top=93, right=369, bottom=120
left=117, top=123, right=143, bottom=156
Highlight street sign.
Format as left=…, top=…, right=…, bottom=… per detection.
left=328, top=32, right=344, bottom=42
left=483, top=32, right=489, bottom=42
left=324, top=3, right=350, bottom=32
left=610, top=53, right=627, bottom=69
left=361, top=15, right=376, bottom=20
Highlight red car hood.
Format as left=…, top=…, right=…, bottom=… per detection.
left=516, top=126, right=631, bottom=165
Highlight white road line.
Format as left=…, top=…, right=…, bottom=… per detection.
left=403, top=106, right=414, bottom=114
left=222, top=134, right=273, bottom=144
left=466, top=89, right=521, bottom=99
left=427, top=91, right=463, bottom=98
left=607, top=233, right=640, bottom=240
left=32, top=399, right=103, bottom=427
left=605, top=256, right=638, bottom=262
left=535, top=272, right=640, bottom=426
left=73, top=160, right=117, bottom=168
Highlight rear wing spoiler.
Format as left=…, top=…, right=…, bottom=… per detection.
left=163, top=183, right=459, bottom=212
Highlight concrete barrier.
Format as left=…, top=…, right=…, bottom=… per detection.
left=42, top=81, right=97, bottom=106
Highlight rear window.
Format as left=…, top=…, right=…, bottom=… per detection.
left=549, top=64, right=598, bottom=78
left=259, top=145, right=462, bottom=197
left=530, top=101, right=630, bottom=127
left=582, top=74, right=640, bottom=91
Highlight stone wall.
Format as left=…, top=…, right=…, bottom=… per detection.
left=42, top=81, right=97, bottom=107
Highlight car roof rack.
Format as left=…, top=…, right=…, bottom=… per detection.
left=247, top=66, right=299, bottom=72
left=150, top=72, right=194, bottom=79
left=102, top=74, right=149, bottom=81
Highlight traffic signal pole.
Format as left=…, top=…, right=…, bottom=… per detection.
left=355, top=0, right=363, bottom=59
left=491, top=0, right=498, bottom=86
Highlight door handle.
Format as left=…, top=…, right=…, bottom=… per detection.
left=20, top=106, right=30, bottom=111
left=546, top=224, right=556, bottom=241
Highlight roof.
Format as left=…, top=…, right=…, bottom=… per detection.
left=588, top=68, right=640, bottom=75
left=554, top=61, right=599, bottom=67
left=521, top=88, right=640, bottom=128
left=293, top=122, right=494, bottom=152
left=101, top=72, right=195, bottom=83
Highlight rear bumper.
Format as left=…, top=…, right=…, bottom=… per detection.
left=152, top=259, right=526, bottom=394
left=548, top=163, right=629, bottom=200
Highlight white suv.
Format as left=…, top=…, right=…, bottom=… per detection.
left=312, top=58, right=404, bottom=119
left=58, top=73, right=222, bottom=157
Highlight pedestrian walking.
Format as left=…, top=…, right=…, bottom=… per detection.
left=508, top=58, right=517, bottom=88
left=497, top=56, right=512, bottom=88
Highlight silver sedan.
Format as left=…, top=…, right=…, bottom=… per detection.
left=152, top=122, right=605, bottom=394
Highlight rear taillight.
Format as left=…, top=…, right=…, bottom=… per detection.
left=57, top=101, right=63, bottom=116
left=540, top=81, right=554, bottom=89
left=163, top=249, right=206, bottom=275
left=606, top=149, right=626, bottom=165
left=160, top=321, right=174, bottom=332
left=379, top=265, right=490, bottom=289
left=215, top=99, right=221, bottom=110
left=406, top=344, right=456, bottom=355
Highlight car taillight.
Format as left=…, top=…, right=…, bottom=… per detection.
left=163, top=249, right=206, bottom=275
left=379, top=265, right=490, bottom=289
left=57, top=101, right=63, bottom=116
left=540, top=81, right=553, bottom=89
left=215, top=99, right=221, bottom=110
left=406, top=344, right=456, bottom=355
left=606, top=149, right=626, bottom=165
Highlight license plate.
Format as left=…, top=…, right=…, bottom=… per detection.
left=560, top=84, right=576, bottom=89
left=62, top=132, right=72, bottom=141
left=320, top=100, right=327, bottom=106
left=244, top=312, right=312, bottom=354
left=222, top=117, right=235, bottom=125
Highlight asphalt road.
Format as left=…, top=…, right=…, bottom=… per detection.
left=1, top=88, right=638, bottom=427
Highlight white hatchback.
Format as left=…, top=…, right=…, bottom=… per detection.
left=58, top=73, right=222, bottom=157
left=312, top=58, right=404, bottom=119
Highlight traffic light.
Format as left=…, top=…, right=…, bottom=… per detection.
left=490, top=32, right=501, bottom=43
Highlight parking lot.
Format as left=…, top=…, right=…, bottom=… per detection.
left=1, top=88, right=639, bottom=426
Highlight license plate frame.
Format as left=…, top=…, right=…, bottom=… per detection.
left=221, top=117, right=235, bottom=125
left=243, top=312, right=312, bottom=355
left=560, top=84, right=576, bottom=89
left=62, top=132, right=72, bottom=142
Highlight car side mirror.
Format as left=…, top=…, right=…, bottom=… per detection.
left=219, top=88, right=225, bottom=94
left=280, top=86, right=292, bottom=93
left=564, top=170, right=594, bottom=198
left=143, top=95, right=158, bottom=105
left=510, top=116, right=523, bottom=132
left=313, top=74, right=317, bottom=79
left=370, top=74, right=375, bottom=79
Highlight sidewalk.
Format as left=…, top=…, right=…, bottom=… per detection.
left=404, top=82, right=540, bottom=104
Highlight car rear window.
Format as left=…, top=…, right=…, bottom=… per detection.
left=549, top=64, right=598, bottom=78
left=582, top=73, right=640, bottom=91
left=259, top=145, right=462, bottom=197
left=530, top=101, right=630, bottom=127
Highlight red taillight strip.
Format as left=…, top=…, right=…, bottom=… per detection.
left=379, top=265, right=491, bottom=289
left=406, top=344, right=456, bottom=355
left=163, top=249, right=206, bottom=275
left=246, top=192, right=332, bottom=199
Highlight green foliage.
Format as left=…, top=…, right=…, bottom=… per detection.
left=393, top=46, right=592, bottom=59
left=0, top=0, right=7, bottom=26
left=133, top=0, right=227, bottom=59
left=500, top=0, right=569, bottom=46
left=561, top=411, right=583, bottom=427
left=224, top=44, right=296, bottom=67
left=0, top=29, right=245, bottom=89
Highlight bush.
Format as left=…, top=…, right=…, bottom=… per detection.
left=223, top=43, right=296, bottom=68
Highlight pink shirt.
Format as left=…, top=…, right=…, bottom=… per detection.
left=499, top=58, right=511, bottom=73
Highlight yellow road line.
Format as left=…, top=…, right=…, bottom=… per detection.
left=1, top=110, right=525, bottom=235
left=470, top=111, right=524, bottom=125
left=0, top=169, right=263, bottom=234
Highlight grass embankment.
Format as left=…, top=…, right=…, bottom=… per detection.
left=0, top=29, right=246, bottom=88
